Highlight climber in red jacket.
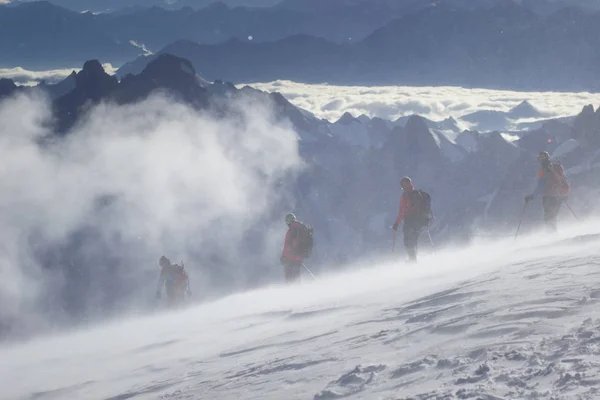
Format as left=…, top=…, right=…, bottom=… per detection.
left=525, top=151, right=570, bottom=231
left=392, top=177, right=433, bottom=262
left=280, top=213, right=304, bottom=283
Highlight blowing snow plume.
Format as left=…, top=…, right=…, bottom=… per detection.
left=0, top=91, right=302, bottom=338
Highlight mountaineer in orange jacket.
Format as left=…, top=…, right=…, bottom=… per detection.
left=392, top=177, right=432, bottom=262
left=157, top=255, right=191, bottom=307
left=525, top=151, right=570, bottom=231
left=280, top=213, right=304, bottom=283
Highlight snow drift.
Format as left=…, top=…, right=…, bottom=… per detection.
left=2, top=221, right=600, bottom=399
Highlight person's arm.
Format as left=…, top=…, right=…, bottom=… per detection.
left=533, top=176, right=545, bottom=197
left=393, top=195, right=410, bottom=230
left=528, top=169, right=547, bottom=200
left=184, top=271, right=192, bottom=296
left=281, top=225, right=301, bottom=262
left=156, top=269, right=166, bottom=297
left=281, top=229, right=293, bottom=263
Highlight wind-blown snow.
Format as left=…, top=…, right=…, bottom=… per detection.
left=247, top=81, right=600, bottom=124
left=3, top=222, right=600, bottom=399
left=0, top=92, right=301, bottom=336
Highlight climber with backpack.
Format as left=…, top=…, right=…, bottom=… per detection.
left=525, top=151, right=570, bottom=232
left=157, top=255, right=192, bottom=307
left=280, top=213, right=313, bottom=283
left=392, top=177, right=433, bottom=262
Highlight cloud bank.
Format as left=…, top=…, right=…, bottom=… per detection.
left=0, top=64, right=117, bottom=86
left=247, top=80, right=600, bottom=123
left=0, top=91, right=301, bottom=336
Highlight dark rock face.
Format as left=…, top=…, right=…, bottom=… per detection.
left=0, top=79, right=19, bottom=100
left=117, top=54, right=209, bottom=106
left=54, top=60, right=119, bottom=133
left=572, top=105, right=600, bottom=147
left=53, top=55, right=210, bottom=133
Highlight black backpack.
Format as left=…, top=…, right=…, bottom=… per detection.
left=295, top=221, right=314, bottom=259
left=408, top=190, right=433, bottom=226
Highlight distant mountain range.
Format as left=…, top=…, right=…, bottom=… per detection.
left=4, top=0, right=600, bottom=91
left=118, top=1, right=600, bottom=91
left=0, top=2, right=141, bottom=69
left=0, top=0, right=415, bottom=68
left=93, top=0, right=413, bottom=49
left=0, top=0, right=429, bottom=69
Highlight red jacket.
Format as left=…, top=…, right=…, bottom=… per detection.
left=534, top=163, right=569, bottom=198
left=281, top=221, right=304, bottom=263
left=395, top=183, right=416, bottom=225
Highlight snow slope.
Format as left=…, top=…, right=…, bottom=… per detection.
left=3, top=224, right=600, bottom=400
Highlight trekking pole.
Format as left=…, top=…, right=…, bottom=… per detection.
left=427, top=229, right=436, bottom=253
left=514, top=199, right=530, bottom=241
left=565, top=202, right=579, bottom=221
left=302, top=264, right=317, bottom=280
left=392, top=229, right=397, bottom=253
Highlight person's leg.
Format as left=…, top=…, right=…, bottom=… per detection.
left=172, top=286, right=185, bottom=306
left=403, top=224, right=420, bottom=262
left=284, top=263, right=302, bottom=283
left=550, top=197, right=563, bottom=231
left=283, top=263, right=292, bottom=283
left=290, top=263, right=302, bottom=282
left=542, top=196, right=553, bottom=231
left=166, top=286, right=176, bottom=307
left=542, top=196, right=562, bottom=232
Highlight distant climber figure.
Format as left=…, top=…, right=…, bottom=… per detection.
left=156, top=255, right=191, bottom=307
left=392, top=177, right=433, bottom=262
left=525, top=151, right=570, bottom=232
left=280, top=213, right=313, bottom=283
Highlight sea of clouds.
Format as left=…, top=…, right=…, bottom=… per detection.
left=0, top=64, right=117, bottom=86
left=4, top=65, right=600, bottom=124
left=248, top=80, right=600, bottom=123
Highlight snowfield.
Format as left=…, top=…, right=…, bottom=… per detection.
left=3, top=223, right=600, bottom=400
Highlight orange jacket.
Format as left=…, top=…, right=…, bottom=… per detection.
left=281, top=221, right=304, bottom=263
left=395, top=183, right=416, bottom=225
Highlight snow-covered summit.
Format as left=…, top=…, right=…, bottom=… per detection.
left=508, top=100, right=546, bottom=119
